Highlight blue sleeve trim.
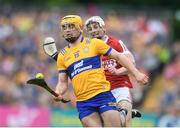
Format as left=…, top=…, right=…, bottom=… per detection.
left=59, top=70, right=67, bottom=73
left=104, top=47, right=112, bottom=56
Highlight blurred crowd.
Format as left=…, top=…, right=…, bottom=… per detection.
left=0, top=7, right=179, bottom=126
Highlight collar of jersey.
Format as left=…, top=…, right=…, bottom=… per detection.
left=68, top=36, right=84, bottom=48
left=102, top=35, right=109, bottom=43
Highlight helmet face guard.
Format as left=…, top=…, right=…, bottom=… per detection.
left=61, top=23, right=81, bottom=42
left=85, top=16, right=106, bottom=39
left=85, top=16, right=105, bottom=28
left=60, top=15, right=83, bottom=43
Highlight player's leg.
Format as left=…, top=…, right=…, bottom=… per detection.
left=100, top=109, right=121, bottom=127
left=118, top=100, right=132, bottom=126
left=111, top=87, right=132, bottom=126
left=97, top=91, right=121, bottom=127
left=81, top=112, right=102, bottom=127
left=76, top=94, right=105, bottom=127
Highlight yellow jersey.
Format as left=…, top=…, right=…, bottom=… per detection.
left=57, top=37, right=112, bottom=101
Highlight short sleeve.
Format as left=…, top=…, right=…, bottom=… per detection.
left=117, top=40, right=129, bottom=53
left=93, top=38, right=112, bottom=56
left=57, top=53, right=67, bottom=73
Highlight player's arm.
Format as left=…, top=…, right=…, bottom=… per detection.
left=94, top=38, right=148, bottom=84
left=108, top=51, right=135, bottom=75
left=109, top=67, right=128, bottom=76
left=54, top=51, right=69, bottom=101
left=56, top=73, right=68, bottom=95
left=54, top=73, right=68, bottom=101
left=107, top=49, right=148, bottom=85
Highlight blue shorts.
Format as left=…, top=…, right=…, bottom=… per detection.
left=76, top=91, right=117, bottom=120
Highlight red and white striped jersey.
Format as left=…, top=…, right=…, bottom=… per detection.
left=102, top=36, right=133, bottom=90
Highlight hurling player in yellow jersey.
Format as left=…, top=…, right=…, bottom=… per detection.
left=54, top=15, right=148, bottom=127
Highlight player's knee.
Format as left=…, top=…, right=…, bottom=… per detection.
left=118, top=100, right=132, bottom=110
left=118, top=100, right=132, bottom=121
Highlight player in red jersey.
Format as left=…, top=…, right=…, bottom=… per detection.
left=85, top=16, right=143, bottom=126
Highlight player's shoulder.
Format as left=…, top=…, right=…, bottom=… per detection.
left=58, top=47, right=68, bottom=56
left=91, top=37, right=105, bottom=44
left=108, top=36, right=125, bottom=46
left=108, top=36, right=121, bottom=44
left=57, top=47, right=67, bottom=62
